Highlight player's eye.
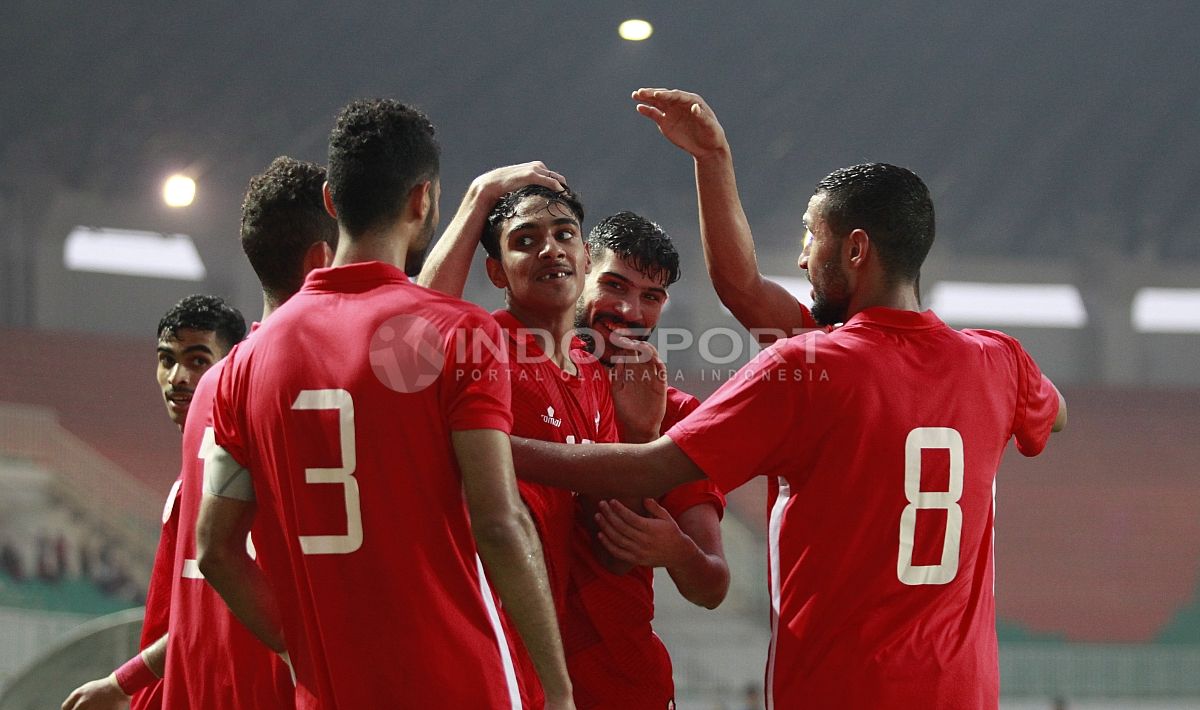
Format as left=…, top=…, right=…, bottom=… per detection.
left=644, top=292, right=662, bottom=303
left=602, top=280, right=624, bottom=292
left=515, top=235, right=535, bottom=248
left=555, top=229, right=576, bottom=241
left=159, top=355, right=174, bottom=368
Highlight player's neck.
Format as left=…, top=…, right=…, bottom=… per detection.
left=331, top=225, right=418, bottom=272
left=504, top=303, right=578, bottom=373
left=845, top=280, right=922, bottom=320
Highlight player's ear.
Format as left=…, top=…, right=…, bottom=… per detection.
left=582, top=246, right=592, bottom=275
left=485, top=256, right=508, bottom=289
left=846, top=228, right=870, bottom=269
left=322, top=181, right=338, bottom=219
left=302, top=240, right=334, bottom=274
left=407, top=180, right=433, bottom=223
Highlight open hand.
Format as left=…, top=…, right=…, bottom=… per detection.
left=62, top=675, right=129, bottom=710
left=596, top=498, right=692, bottom=568
left=470, top=161, right=568, bottom=204
left=632, top=88, right=729, bottom=159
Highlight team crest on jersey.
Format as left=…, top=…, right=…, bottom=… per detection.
left=541, top=406, right=562, bottom=427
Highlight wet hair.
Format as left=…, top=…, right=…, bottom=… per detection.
left=814, top=163, right=935, bottom=283
left=585, top=211, right=680, bottom=287
left=156, top=294, right=246, bottom=353
left=240, top=156, right=338, bottom=303
left=481, top=185, right=584, bottom=259
left=326, top=99, right=440, bottom=238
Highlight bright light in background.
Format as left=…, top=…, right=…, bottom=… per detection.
left=64, top=226, right=206, bottom=281
left=928, top=281, right=1088, bottom=328
left=619, top=19, right=653, bottom=41
left=162, top=174, right=196, bottom=208
left=1132, top=288, right=1200, bottom=333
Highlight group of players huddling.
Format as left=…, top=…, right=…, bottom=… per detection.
left=63, top=88, right=1066, bottom=710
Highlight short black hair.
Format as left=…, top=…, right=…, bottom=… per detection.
left=815, top=163, right=935, bottom=284
left=156, top=294, right=246, bottom=353
left=481, top=185, right=584, bottom=259
left=586, top=211, right=680, bottom=287
left=240, top=156, right=338, bottom=303
left=327, top=99, right=440, bottom=238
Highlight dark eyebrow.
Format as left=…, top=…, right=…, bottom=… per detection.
left=158, top=344, right=214, bottom=357
left=509, top=217, right=580, bottom=234
left=601, top=271, right=667, bottom=297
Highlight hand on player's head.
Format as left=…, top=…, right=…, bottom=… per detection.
left=632, top=88, right=729, bottom=159
left=472, top=162, right=568, bottom=206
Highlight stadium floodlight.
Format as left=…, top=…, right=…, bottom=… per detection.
left=64, top=226, right=206, bottom=281
left=927, top=281, right=1088, bottom=328
left=162, top=174, right=196, bottom=208
left=1132, top=288, right=1200, bottom=333
left=618, top=19, right=653, bottom=41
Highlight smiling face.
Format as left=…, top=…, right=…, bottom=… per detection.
left=575, top=247, right=669, bottom=366
left=486, top=194, right=590, bottom=316
left=798, top=192, right=852, bottom=327
left=156, top=327, right=225, bottom=429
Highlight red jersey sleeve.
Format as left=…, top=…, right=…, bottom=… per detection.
left=1005, top=336, right=1059, bottom=457
left=211, top=343, right=249, bottom=466
left=965, top=330, right=1059, bottom=457
left=442, top=311, right=513, bottom=433
left=659, top=387, right=725, bottom=518
left=666, top=340, right=804, bottom=493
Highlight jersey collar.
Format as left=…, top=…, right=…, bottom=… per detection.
left=843, top=307, right=945, bottom=331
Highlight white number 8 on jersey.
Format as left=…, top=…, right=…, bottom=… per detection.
left=897, top=427, right=964, bottom=586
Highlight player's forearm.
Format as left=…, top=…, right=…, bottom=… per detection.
left=196, top=546, right=285, bottom=653
left=416, top=182, right=492, bottom=295
left=512, top=437, right=675, bottom=499
left=473, top=512, right=573, bottom=703
left=666, top=544, right=730, bottom=609
left=139, top=633, right=168, bottom=677
left=693, top=150, right=766, bottom=309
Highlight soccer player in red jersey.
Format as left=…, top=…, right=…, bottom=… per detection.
left=511, top=155, right=1068, bottom=709
left=568, top=212, right=730, bottom=709
left=196, top=99, right=572, bottom=710
left=63, top=295, right=245, bottom=710
left=424, top=180, right=620, bottom=706
left=423, top=194, right=730, bottom=708
left=160, top=156, right=337, bottom=709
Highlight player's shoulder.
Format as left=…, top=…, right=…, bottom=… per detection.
left=958, top=327, right=1027, bottom=359
left=415, top=287, right=500, bottom=331
left=666, top=385, right=700, bottom=413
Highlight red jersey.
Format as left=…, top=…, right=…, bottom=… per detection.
left=162, top=353, right=294, bottom=709
left=212, top=262, right=521, bottom=709
left=565, top=387, right=725, bottom=710
left=130, top=476, right=180, bottom=710
left=490, top=309, right=618, bottom=708
left=667, top=308, right=1059, bottom=710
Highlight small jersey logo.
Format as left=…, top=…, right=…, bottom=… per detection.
left=542, top=406, right=562, bottom=427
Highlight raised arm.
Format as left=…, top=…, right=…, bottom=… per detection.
left=418, top=162, right=566, bottom=296
left=633, top=88, right=812, bottom=343
left=452, top=429, right=574, bottom=710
